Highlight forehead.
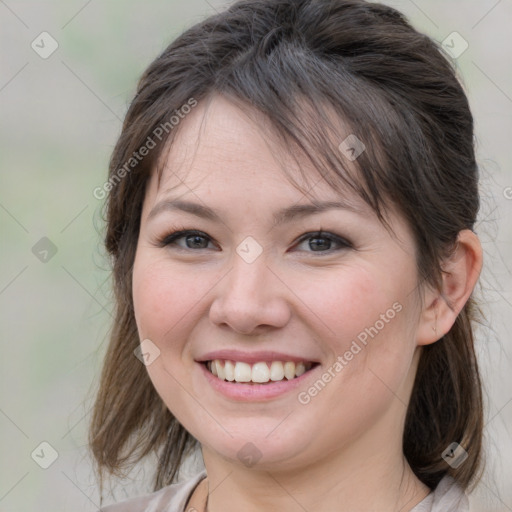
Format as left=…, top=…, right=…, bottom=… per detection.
left=149, top=94, right=364, bottom=208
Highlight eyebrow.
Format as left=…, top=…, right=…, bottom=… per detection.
left=147, top=199, right=363, bottom=225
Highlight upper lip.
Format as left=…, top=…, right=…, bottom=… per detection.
left=195, top=350, right=321, bottom=365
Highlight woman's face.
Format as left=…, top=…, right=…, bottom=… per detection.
left=132, top=95, right=425, bottom=472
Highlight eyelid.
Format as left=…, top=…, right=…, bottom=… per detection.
left=293, top=230, right=353, bottom=252
left=158, top=229, right=218, bottom=250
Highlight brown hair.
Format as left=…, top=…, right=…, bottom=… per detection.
left=89, top=0, right=484, bottom=499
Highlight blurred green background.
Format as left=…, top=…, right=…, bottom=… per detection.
left=1, top=1, right=511, bottom=510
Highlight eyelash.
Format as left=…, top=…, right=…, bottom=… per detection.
left=157, top=227, right=352, bottom=254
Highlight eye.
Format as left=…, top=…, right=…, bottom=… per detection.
left=157, top=228, right=351, bottom=254
left=294, top=231, right=352, bottom=253
left=159, top=229, right=217, bottom=250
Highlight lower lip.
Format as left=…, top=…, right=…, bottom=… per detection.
left=198, top=362, right=318, bottom=401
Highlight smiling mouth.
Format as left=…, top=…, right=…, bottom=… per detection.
left=204, top=360, right=319, bottom=384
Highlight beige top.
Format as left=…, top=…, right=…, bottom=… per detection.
left=100, top=471, right=469, bottom=512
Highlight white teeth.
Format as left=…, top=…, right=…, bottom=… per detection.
left=295, top=362, right=306, bottom=377
left=270, top=361, right=285, bottom=381
left=251, top=362, right=270, bottom=383
left=234, top=362, right=252, bottom=382
left=224, top=360, right=235, bottom=381
left=214, top=360, right=225, bottom=380
left=207, top=359, right=314, bottom=383
left=283, top=361, right=295, bottom=380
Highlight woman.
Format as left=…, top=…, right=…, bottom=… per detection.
left=90, top=0, right=484, bottom=510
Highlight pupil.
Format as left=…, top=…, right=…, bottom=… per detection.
left=187, top=235, right=207, bottom=248
left=310, top=237, right=330, bottom=251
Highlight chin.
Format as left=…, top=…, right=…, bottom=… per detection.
left=197, top=418, right=321, bottom=471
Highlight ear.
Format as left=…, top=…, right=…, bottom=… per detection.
left=416, top=230, right=483, bottom=346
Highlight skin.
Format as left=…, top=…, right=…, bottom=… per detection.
left=132, top=94, right=482, bottom=512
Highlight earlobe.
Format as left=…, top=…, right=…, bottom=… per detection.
left=416, top=230, right=483, bottom=346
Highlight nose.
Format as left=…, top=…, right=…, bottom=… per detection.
left=209, top=254, right=291, bottom=335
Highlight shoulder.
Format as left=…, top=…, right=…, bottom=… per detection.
left=411, top=475, right=469, bottom=512
left=100, top=470, right=207, bottom=512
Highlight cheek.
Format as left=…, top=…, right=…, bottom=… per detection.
left=285, top=267, right=420, bottom=452
left=131, top=255, right=211, bottom=426
left=289, top=260, right=419, bottom=396
left=132, top=256, right=209, bottom=345
left=287, top=262, right=411, bottom=349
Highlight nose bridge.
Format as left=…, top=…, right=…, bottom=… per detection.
left=226, top=233, right=273, bottom=293
left=225, top=248, right=273, bottom=304
left=209, top=248, right=290, bottom=333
